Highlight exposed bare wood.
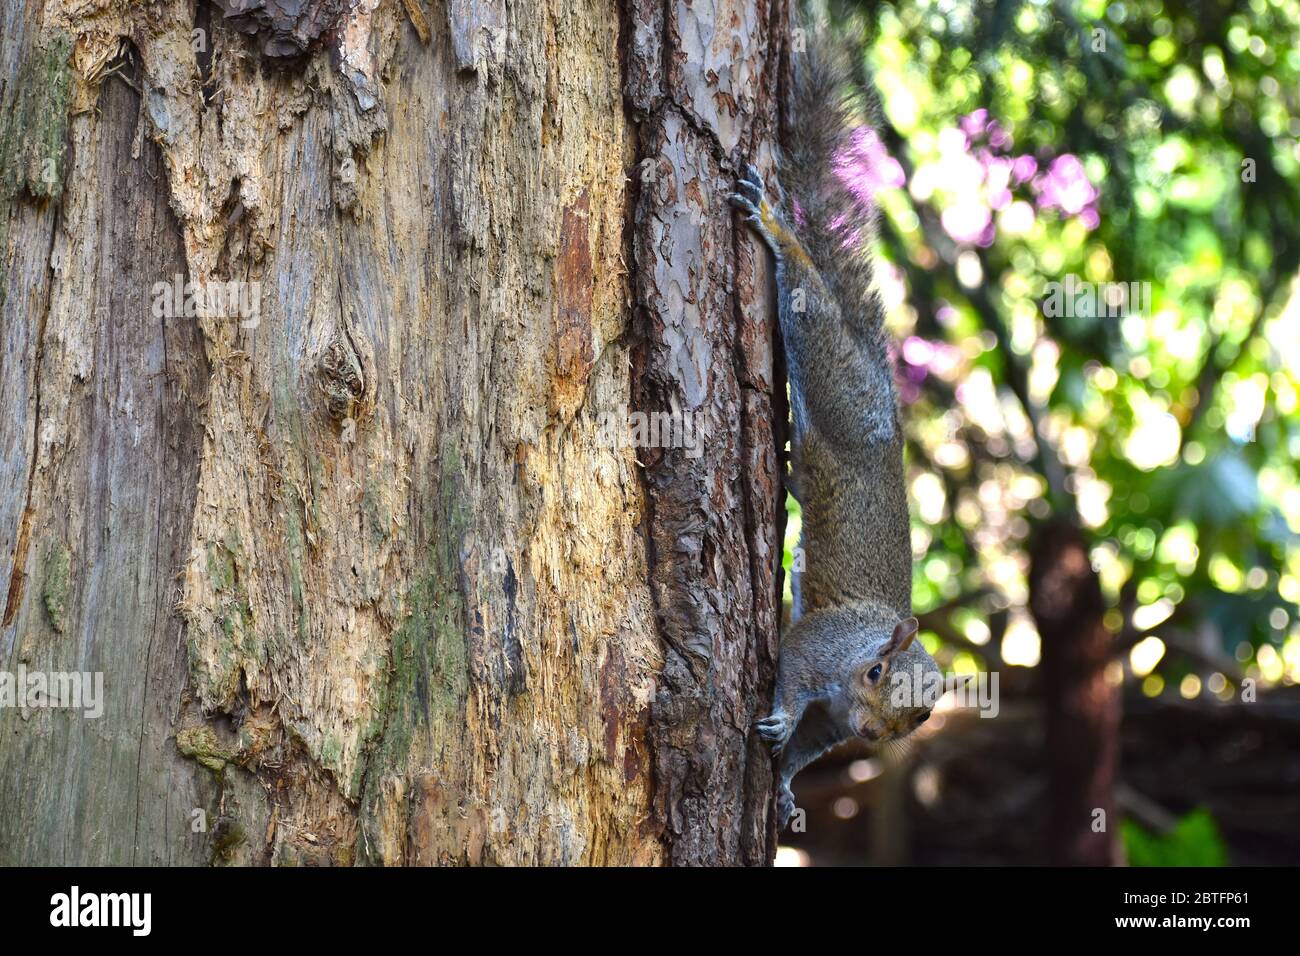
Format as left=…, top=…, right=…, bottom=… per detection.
left=0, top=0, right=785, bottom=866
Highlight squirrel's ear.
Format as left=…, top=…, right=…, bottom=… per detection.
left=883, top=617, right=919, bottom=658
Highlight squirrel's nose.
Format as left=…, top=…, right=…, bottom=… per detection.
left=915, top=709, right=931, bottom=725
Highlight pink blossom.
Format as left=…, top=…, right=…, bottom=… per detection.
left=902, top=336, right=963, bottom=377
left=1010, top=154, right=1038, bottom=184
left=1034, top=154, right=1098, bottom=216
left=986, top=121, right=1012, bottom=150
left=959, top=109, right=989, bottom=139
left=903, top=336, right=935, bottom=365
left=985, top=156, right=1013, bottom=191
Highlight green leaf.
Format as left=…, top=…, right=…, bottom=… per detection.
left=1122, top=808, right=1228, bottom=867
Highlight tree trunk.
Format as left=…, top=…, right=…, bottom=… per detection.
left=1030, top=518, right=1122, bottom=865
left=0, top=0, right=785, bottom=866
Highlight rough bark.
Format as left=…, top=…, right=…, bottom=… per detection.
left=624, top=0, right=788, bottom=866
left=1030, top=518, right=1122, bottom=866
left=1, top=0, right=783, bottom=865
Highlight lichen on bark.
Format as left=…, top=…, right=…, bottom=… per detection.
left=40, top=543, right=71, bottom=634
left=0, top=33, right=73, bottom=201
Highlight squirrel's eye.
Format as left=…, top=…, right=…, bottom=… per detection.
left=868, top=664, right=883, bottom=683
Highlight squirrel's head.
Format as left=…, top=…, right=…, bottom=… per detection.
left=847, top=616, right=941, bottom=742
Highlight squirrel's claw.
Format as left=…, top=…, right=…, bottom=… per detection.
left=755, top=713, right=785, bottom=734
left=733, top=165, right=767, bottom=207
left=739, top=163, right=787, bottom=209
left=728, top=192, right=761, bottom=219
left=731, top=164, right=785, bottom=257
left=756, top=711, right=792, bottom=752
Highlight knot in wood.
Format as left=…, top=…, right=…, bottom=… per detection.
left=318, top=334, right=366, bottom=422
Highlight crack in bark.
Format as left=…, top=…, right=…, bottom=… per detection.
left=1, top=181, right=63, bottom=633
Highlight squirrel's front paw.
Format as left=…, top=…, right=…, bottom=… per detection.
left=756, top=710, right=793, bottom=754
left=776, top=785, right=797, bottom=831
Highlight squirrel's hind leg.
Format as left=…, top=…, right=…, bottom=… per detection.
left=731, top=165, right=815, bottom=270
left=774, top=703, right=850, bottom=829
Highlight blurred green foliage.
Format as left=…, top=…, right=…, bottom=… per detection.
left=1122, top=808, right=1229, bottom=865
left=782, top=0, right=1300, bottom=698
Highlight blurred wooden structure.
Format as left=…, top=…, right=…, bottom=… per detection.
left=783, top=687, right=1300, bottom=865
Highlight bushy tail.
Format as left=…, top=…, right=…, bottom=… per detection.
left=781, top=17, right=888, bottom=341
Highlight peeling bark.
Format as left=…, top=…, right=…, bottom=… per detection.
left=625, top=0, right=787, bottom=866
left=212, top=0, right=354, bottom=64
left=1, top=0, right=785, bottom=866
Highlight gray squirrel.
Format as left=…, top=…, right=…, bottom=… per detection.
left=730, top=36, right=941, bottom=831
